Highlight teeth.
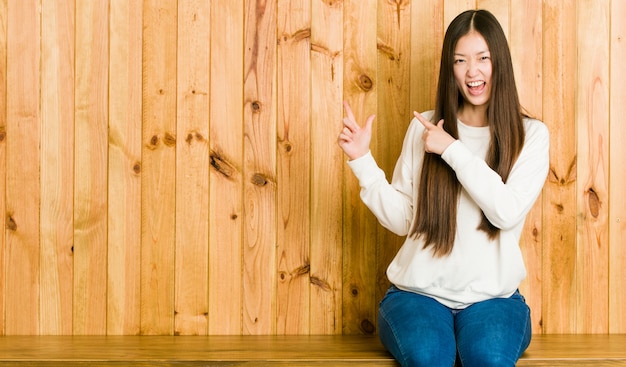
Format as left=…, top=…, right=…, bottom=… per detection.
left=468, top=81, right=483, bottom=87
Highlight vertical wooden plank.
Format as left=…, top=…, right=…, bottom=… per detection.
left=74, top=0, right=109, bottom=335
left=175, top=0, right=210, bottom=336
left=509, top=0, right=544, bottom=334
left=141, top=0, right=177, bottom=335
left=609, top=0, right=626, bottom=334
left=576, top=0, right=609, bottom=334
left=542, top=0, right=577, bottom=334
left=410, top=0, right=443, bottom=114
left=40, top=0, right=74, bottom=335
left=0, top=0, right=8, bottom=335
left=208, top=0, right=243, bottom=335
left=276, top=0, right=311, bottom=335
left=108, top=0, right=142, bottom=335
left=376, top=0, right=411, bottom=313
left=243, top=0, right=277, bottom=335
left=310, top=0, right=343, bottom=335
left=342, top=0, right=378, bottom=336
left=5, top=0, right=41, bottom=335
left=444, top=0, right=475, bottom=28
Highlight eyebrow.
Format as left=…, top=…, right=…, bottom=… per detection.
left=454, top=50, right=490, bottom=57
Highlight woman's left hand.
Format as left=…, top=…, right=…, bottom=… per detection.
left=414, top=111, right=456, bottom=155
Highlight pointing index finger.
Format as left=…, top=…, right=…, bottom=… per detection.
left=343, top=101, right=356, bottom=122
left=413, top=111, right=435, bottom=130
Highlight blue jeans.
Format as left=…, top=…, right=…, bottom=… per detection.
left=378, top=286, right=531, bottom=367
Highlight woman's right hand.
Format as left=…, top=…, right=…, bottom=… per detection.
left=337, top=101, right=375, bottom=160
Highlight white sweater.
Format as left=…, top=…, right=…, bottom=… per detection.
left=347, top=111, right=550, bottom=309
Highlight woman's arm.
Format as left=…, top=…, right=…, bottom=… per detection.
left=442, top=120, right=550, bottom=229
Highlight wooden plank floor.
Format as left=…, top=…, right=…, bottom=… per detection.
left=0, top=334, right=624, bottom=366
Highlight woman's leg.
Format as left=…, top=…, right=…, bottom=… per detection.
left=378, top=286, right=456, bottom=367
left=454, top=291, right=532, bottom=367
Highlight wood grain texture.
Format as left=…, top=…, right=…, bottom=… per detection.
left=0, top=0, right=6, bottom=336
left=575, top=0, right=610, bottom=334
left=444, top=0, right=475, bottom=29
left=174, top=0, right=210, bottom=336
left=40, top=0, right=75, bottom=336
left=609, top=0, right=626, bottom=334
left=410, top=0, right=443, bottom=114
left=5, top=0, right=41, bottom=335
left=141, top=0, right=177, bottom=335
left=310, top=0, right=343, bottom=335
left=542, top=0, right=578, bottom=334
left=0, top=335, right=396, bottom=366
left=208, top=0, right=244, bottom=335
left=509, top=0, right=544, bottom=334
left=276, top=0, right=311, bottom=335
left=243, top=0, right=278, bottom=335
left=107, top=0, right=142, bottom=336
left=342, top=0, right=378, bottom=336
left=0, top=335, right=625, bottom=366
left=375, top=0, right=411, bottom=308
left=74, top=0, right=109, bottom=335
left=0, top=0, right=624, bottom=337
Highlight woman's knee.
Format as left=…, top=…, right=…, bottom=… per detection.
left=455, top=295, right=532, bottom=366
left=377, top=288, right=456, bottom=367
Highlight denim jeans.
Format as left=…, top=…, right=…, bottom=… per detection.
left=378, top=286, right=531, bottom=367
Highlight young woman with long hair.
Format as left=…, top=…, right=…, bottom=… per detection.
left=338, top=9, right=549, bottom=367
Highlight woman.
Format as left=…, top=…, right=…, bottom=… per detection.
left=337, top=9, right=549, bottom=367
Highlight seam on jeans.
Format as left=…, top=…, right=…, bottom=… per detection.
left=457, top=345, right=466, bottom=367
left=379, top=306, right=410, bottom=367
left=513, top=304, right=531, bottom=360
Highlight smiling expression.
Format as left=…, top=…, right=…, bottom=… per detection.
left=453, top=31, right=493, bottom=110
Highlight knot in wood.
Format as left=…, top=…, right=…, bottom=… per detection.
left=132, top=162, right=141, bottom=174
left=555, top=203, right=564, bottom=213
left=360, top=319, right=376, bottom=334
left=251, top=173, right=268, bottom=186
left=359, top=74, right=373, bottom=91
left=587, top=187, right=600, bottom=218
left=148, top=135, right=159, bottom=149
left=163, top=132, right=176, bottom=147
left=310, top=276, right=332, bottom=292
left=187, top=131, right=206, bottom=144
left=210, top=151, right=236, bottom=179
left=6, top=215, right=17, bottom=231
left=251, top=101, right=261, bottom=112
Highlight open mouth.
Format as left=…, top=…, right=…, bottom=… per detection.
left=466, top=81, right=486, bottom=95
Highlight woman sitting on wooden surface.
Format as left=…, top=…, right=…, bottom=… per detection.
left=337, top=9, right=549, bottom=367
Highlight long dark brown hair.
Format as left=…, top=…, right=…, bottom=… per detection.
left=409, top=9, right=525, bottom=257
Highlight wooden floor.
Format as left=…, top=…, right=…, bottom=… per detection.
left=0, top=334, right=624, bottom=366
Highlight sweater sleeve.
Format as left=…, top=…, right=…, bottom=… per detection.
left=346, top=117, right=425, bottom=236
left=441, top=119, right=550, bottom=230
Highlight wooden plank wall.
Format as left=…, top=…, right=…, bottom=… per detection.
left=0, top=0, right=624, bottom=336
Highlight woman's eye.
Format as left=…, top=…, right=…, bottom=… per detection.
left=454, top=59, right=465, bottom=64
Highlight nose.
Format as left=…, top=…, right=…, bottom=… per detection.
left=466, top=59, right=479, bottom=77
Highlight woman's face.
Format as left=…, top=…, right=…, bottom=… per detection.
left=453, top=31, right=492, bottom=109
